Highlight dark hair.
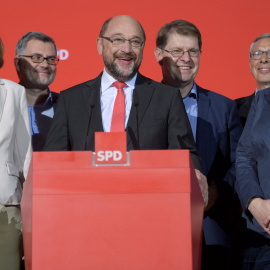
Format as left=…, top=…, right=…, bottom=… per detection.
left=0, top=37, right=4, bottom=69
left=156, top=20, right=202, bottom=50
left=99, top=16, right=146, bottom=42
left=15, top=32, right=57, bottom=56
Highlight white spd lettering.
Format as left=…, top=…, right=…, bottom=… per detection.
left=97, top=151, right=122, bottom=161
left=57, top=49, right=69, bottom=60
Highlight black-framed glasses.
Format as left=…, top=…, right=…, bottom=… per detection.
left=100, top=36, right=144, bottom=48
left=163, top=49, right=202, bottom=58
left=20, top=54, right=59, bottom=65
left=250, top=50, right=270, bottom=60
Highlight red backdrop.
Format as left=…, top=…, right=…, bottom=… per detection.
left=1, top=0, right=269, bottom=99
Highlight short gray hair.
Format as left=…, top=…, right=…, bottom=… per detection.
left=250, top=33, right=270, bottom=52
left=15, top=32, right=57, bottom=56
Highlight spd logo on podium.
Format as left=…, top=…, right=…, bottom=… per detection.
left=93, top=132, right=129, bottom=166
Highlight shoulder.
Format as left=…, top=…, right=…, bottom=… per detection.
left=197, top=85, right=235, bottom=106
left=59, top=74, right=101, bottom=97
left=136, top=73, right=180, bottom=95
left=235, top=93, right=254, bottom=107
left=0, top=78, right=25, bottom=93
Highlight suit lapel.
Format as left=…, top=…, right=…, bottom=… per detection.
left=196, top=86, right=211, bottom=168
left=196, top=85, right=210, bottom=143
left=82, top=74, right=104, bottom=132
left=126, top=73, right=155, bottom=147
left=0, top=79, right=7, bottom=122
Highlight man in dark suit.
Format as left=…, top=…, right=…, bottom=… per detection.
left=235, top=34, right=270, bottom=269
left=235, top=33, right=270, bottom=127
left=14, top=32, right=59, bottom=151
left=44, top=15, right=208, bottom=201
left=154, top=20, right=243, bottom=270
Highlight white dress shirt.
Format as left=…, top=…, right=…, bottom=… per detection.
left=100, top=69, right=137, bottom=132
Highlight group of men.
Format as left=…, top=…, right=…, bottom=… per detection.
left=2, top=14, right=270, bottom=270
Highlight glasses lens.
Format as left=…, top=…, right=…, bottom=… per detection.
left=130, top=39, right=143, bottom=48
left=31, top=55, right=44, bottom=63
left=111, top=37, right=125, bottom=46
left=47, top=58, right=58, bottom=65
left=252, top=51, right=262, bottom=60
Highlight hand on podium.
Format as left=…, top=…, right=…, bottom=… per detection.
left=195, top=169, right=209, bottom=210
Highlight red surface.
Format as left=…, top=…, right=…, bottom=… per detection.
left=21, top=150, right=204, bottom=270
left=1, top=0, right=270, bottom=99
left=95, top=132, right=127, bottom=164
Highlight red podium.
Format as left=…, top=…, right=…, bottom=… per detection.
left=21, top=144, right=204, bottom=269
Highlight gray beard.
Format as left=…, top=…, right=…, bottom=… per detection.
left=104, top=58, right=140, bottom=81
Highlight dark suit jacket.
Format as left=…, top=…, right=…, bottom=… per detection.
left=32, top=91, right=59, bottom=151
left=236, top=87, right=270, bottom=240
left=196, top=86, right=243, bottom=248
left=235, top=93, right=255, bottom=127
left=44, top=73, right=201, bottom=170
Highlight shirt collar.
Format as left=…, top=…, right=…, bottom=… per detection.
left=101, top=68, right=137, bottom=93
left=43, top=87, right=53, bottom=106
left=184, top=82, right=197, bottom=99
left=28, top=87, right=53, bottom=107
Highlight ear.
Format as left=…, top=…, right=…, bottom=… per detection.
left=97, top=38, right=103, bottom=55
left=154, top=47, right=163, bottom=65
left=14, top=57, right=21, bottom=71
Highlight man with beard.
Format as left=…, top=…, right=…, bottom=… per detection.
left=44, top=15, right=208, bottom=202
left=14, top=32, right=59, bottom=151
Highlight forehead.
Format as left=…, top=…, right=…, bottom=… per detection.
left=166, top=33, right=199, bottom=49
left=252, top=38, right=270, bottom=50
left=25, top=39, right=56, bottom=55
left=105, top=16, right=144, bottom=38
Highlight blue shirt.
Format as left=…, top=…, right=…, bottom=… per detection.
left=100, top=69, right=136, bottom=132
left=28, top=88, right=58, bottom=151
left=183, top=83, right=198, bottom=141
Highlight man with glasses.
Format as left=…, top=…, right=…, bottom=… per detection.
left=14, top=32, right=59, bottom=151
left=155, top=20, right=242, bottom=270
left=44, top=15, right=208, bottom=204
left=235, top=33, right=270, bottom=127
left=235, top=33, right=270, bottom=269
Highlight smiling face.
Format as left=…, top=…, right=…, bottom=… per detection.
left=155, top=33, right=200, bottom=95
left=15, top=39, right=57, bottom=90
left=250, top=37, right=270, bottom=90
left=97, top=15, right=144, bottom=82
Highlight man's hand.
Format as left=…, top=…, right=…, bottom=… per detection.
left=248, top=197, right=270, bottom=234
left=204, top=184, right=219, bottom=212
left=195, top=169, right=208, bottom=210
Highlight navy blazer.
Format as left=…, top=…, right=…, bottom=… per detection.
left=236, top=87, right=270, bottom=239
left=196, top=85, right=243, bottom=248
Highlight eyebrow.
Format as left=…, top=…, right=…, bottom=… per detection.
left=110, top=33, right=143, bottom=39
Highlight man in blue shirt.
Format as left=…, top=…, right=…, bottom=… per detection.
left=14, top=32, right=59, bottom=151
left=155, top=20, right=243, bottom=270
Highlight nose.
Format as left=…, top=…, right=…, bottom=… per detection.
left=179, top=51, right=191, bottom=62
left=261, top=51, right=269, bottom=63
left=39, top=58, right=50, bottom=68
left=121, top=40, right=132, bottom=53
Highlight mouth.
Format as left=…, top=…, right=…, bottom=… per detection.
left=178, top=66, right=192, bottom=70
left=258, top=67, right=270, bottom=72
left=116, top=56, right=134, bottom=66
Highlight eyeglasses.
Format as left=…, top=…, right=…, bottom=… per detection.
left=250, top=50, right=270, bottom=60
left=20, top=54, right=59, bottom=65
left=100, top=36, right=144, bottom=48
left=163, top=49, right=202, bottom=58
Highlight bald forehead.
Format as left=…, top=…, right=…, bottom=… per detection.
left=105, top=15, right=144, bottom=39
